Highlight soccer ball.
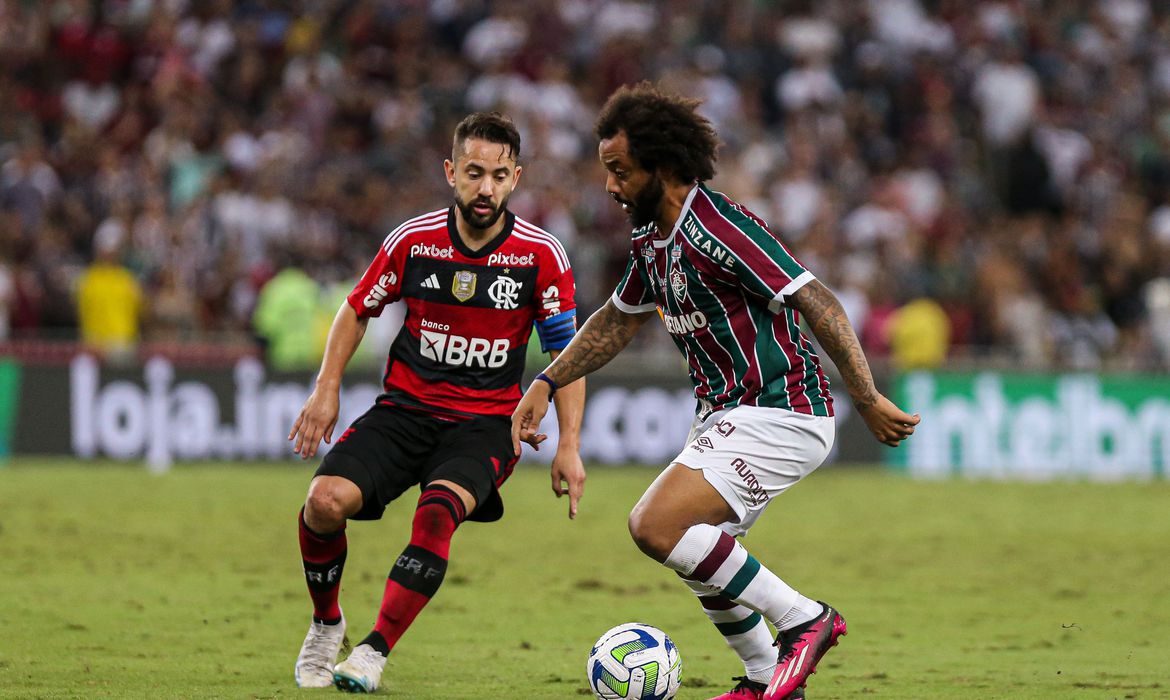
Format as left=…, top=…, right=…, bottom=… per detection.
left=586, top=622, right=682, bottom=700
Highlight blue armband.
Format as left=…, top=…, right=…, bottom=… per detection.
left=534, top=309, right=577, bottom=352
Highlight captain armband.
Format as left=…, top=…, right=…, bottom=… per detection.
left=534, top=309, right=577, bottom=352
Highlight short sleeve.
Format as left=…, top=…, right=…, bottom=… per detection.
left=534, top=251, right=576, bottom=322
left=693, top=189, right=815, bottom=312
left=612, top=242, right=656, bottom=313
left=725, top=226, right=814, bottom=312
left=346, top=242, right=405, bottom=318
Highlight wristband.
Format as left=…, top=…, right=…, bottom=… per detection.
left=534, top=372, right=558, bottom=400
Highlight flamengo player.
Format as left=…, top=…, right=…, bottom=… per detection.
left=290, top=112, right=584, bottom=693
left=512, top=84, right=919, bottom=700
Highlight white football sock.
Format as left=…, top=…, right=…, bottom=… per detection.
left=681, top=577, right=777, bottom=682
left=666, top=524, right=819, bottom=631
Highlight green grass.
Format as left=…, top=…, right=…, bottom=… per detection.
left=1, top=460, right=1168, bottom=699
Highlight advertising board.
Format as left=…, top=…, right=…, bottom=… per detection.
left=12, top=355, right=877, bottom=468
left=891, top=371, right=1170, bottom=479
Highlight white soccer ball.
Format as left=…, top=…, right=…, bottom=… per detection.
left=586, top=622, right=683, bottom=700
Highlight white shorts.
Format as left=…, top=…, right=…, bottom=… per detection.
left=673, top=404, right=835, bottom=537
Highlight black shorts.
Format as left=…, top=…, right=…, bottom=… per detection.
left=314, top=402, right=518, bottom=522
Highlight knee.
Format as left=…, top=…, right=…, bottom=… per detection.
left=304, top=480, right=355, bottom=532
left=627, top=506, right=676, bottom=563
left=412, top=502, right=457, bottom=539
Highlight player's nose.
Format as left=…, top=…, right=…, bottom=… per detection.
left=605, top=174, right=620, bottom=196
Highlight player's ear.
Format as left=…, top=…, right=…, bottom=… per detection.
left=512, top=164, right=522, bottom=188
left=443, top=159, right=456, bottom=187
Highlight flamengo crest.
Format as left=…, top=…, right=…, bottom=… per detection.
left=452, top=270, right=477, bottom=302
left=488, top=275, right=523, bottom=309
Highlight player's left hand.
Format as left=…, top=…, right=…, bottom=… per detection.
left=511, top=383, right=552, bottom=455
left=857, top=393, right=920, bottom=447
left=551, top=449, right=586, bottom=519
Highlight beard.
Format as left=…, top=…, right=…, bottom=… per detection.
left=617, top=174, right=664, bottom=228
left=454, top=193, right=508, bottom=230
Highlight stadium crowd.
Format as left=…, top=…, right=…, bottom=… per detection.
left=3, top=0, right=1170, bottom=370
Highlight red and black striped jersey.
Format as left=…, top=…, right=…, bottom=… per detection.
left=347, top=207, right=575, bottom=419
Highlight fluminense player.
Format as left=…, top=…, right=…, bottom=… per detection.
left=512, top=84, right=919, bottom=700
left=290, top=112, right=584, bottom=693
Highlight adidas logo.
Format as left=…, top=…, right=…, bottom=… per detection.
left=420, top=274, right=440, bottom=289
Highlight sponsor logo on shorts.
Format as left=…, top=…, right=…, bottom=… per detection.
left=714, top=420, right=736, bottom=437
left=731, top=457, right=767, bottom=506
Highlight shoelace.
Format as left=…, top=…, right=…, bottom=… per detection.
left=772, top=624, right=813, bottom=665
left=729, top=676, right=767, bottom=694
left=344, top=646, right=385, bottom=676
left=299, top=625, right=341, bottom=672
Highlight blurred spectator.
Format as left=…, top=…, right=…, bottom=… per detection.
left=0, top=0, right=1168, bottom=372
left=888, top=297, right=951, bottom=370
left=972, top=43, right=1040, bottom=150
left=1, top=136, right=61, bottom=236
left=76, top=222, right=142, bottom=361
left=252, top=260, right=322, bottom=371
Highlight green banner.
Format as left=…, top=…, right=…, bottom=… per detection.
left=0, top=358, right=21, bottom=461
left=890, top=371, right=1170, bottom=479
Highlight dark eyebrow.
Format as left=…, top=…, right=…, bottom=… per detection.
left=464, top=163, right=512, bottom=174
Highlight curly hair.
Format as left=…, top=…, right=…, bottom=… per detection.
left=595, top=82, right=719, bottom=182
left=453, top=111, right=521, bottom=161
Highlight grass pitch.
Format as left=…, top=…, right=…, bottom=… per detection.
left=1, top=460, right=1167, bottom=699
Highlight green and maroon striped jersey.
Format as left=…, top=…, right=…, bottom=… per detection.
left=612, top=183, right=833, bottom=417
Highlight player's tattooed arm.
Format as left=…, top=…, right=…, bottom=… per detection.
left=790, top=279, right=920, bottom=446
left=790, top=279, right=879, bottom=408
left=545, top=299, right=652, bottom=387
left=512, top=300, right=652, bottom=457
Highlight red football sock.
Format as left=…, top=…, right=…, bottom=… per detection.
left=364, top=485, right=465, bottom=654
left=298, top=507, right=347, bottom=623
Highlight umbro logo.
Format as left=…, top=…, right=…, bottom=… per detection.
left=420, top=274, right=440, bottom=289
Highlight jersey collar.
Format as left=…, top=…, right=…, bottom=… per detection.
left=652, top=183, right=699, bottom=248
left=447, top=206, right=515, bottom=259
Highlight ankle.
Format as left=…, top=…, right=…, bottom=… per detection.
left=359, top=630, right=390, bottom=656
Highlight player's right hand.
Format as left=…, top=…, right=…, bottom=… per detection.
left=511, top=384, right=551, bottom=455
left=289, top=387, right=340, bottom=460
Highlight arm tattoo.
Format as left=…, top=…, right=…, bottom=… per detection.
left=545, top=300, right=646, bottom=386
left=791, top=280, right=879, bottom=409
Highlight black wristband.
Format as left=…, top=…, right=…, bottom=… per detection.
left=534, top=373, right=558, bottom=400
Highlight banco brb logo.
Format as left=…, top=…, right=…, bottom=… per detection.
left=488, top=276, right=522, bottom=309
left=420, top=330, right=510, bottom=368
